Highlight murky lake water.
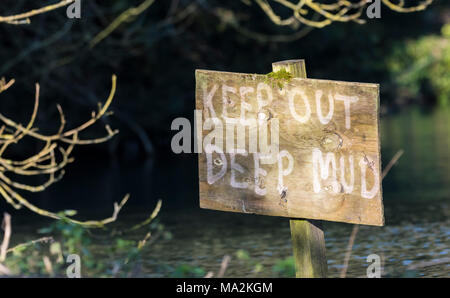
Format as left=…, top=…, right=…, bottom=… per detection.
left=5, top=107, right=450, bottom=277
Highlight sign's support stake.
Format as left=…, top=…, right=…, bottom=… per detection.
left=272, top=59, right=328, bottom=278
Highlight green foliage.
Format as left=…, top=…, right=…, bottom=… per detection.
left=3, top=212, right=169, bottom=277
left=235, top=249, right=263, bottom=275
left=4, top=241, right=52, bottom=276
left=38, top=216, right=104, bottom=275
left=272, top=256, right=295, bottom=277
left=235, top=249, right=295, bottom=277
left=170, top=264, right=206, bottom=278
left=387, top=24, right=450, bottom=106
left=3, top=213, right=95, bottom=276
left=235, top=249, right=251, bottom=261
left=39, top=214, right=91, bottom=255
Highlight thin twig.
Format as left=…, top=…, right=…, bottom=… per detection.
left=204, top=254, right=232, bottom=278
left=340, top=224, right=359, bottom=278
left=0, top=0, right=75, bottom=24
left=43, top=256, right=54, bottom=276
left=382, top=150, right=404, bottom=179
left=253, top=0, right=433, bottom=30
left=340, top=149, right=404, bottom=278
left=0, top=263, right=11, bottom=275
left=217, top=255, right=231, bottom=278
left=0, top=213, right=11, bottom=262
left=128, top=200, right=162, bottom=232
left=89, top=0, right=156, bottom=48
left=7, top=237, right=54, bottom=254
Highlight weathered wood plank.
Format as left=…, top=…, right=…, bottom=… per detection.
left=195, top=63, right=384, bottom=226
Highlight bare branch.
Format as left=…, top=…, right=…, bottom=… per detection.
left=90, top=0, right=156, bottom=48
left=0, top=213, right=11, bottom=262
left=0, top=75, right=132, bottom=228
left=0, top=0, right=76, bottom=24
left=254, top=0, right=434, bottom=29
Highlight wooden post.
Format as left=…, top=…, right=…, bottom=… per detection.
left=272, top=59, right=328, bottom=278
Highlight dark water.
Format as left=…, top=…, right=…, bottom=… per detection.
left=4, top=107, right=450, bottom=277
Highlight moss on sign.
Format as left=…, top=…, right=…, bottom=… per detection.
left=265, top=69, right=293, bottom=89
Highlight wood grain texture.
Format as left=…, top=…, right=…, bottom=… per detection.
left=196, top=63, right=384, bottom=226
left=273, top=60, right=327, bottom=278
left=290, top=219, right=327, bottom=277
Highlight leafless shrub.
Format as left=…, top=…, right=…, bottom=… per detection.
left=0, top=75, right=130, bottom=228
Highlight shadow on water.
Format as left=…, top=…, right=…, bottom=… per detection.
left=3, top=106, right=449, bottom=277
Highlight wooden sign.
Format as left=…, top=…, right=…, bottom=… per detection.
left=195, top=66, right=383, bottom=226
